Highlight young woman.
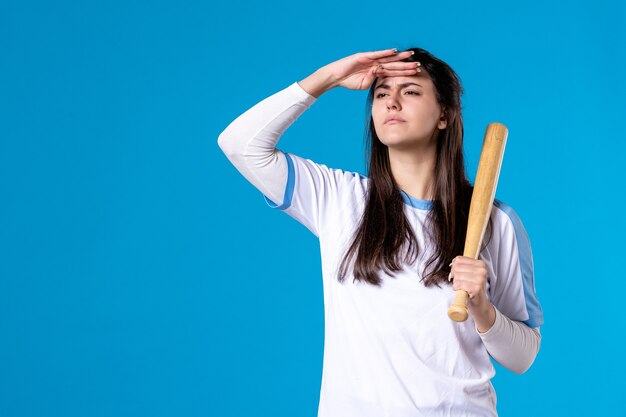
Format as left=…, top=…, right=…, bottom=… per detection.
left=217, top=47, right=543, bottom=417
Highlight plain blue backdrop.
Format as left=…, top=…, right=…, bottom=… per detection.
left=1, top=0, right=625, bottom=416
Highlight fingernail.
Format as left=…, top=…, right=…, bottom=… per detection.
left=410, top=50, right=415, bottom=55
left=392, top=48, right=398, bottom=53
left=448, top=272, right=453, bottom=281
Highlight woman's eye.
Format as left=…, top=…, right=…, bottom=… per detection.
left=375, top=91, right=421, bottom=99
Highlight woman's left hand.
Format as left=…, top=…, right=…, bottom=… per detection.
left=448, top=255, right=490, bottom=311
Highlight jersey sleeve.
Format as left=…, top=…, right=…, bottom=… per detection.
left=217, top=81, right=318, bottom=209
left=217, top=80, right=362, bottom=239
left=263, top=152, right=358, bottom=238
left=482, top=200, right=544, bottom=329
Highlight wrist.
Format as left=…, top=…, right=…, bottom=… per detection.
left=471, top=300, right=496, bottom=333
left=469, top=295, right=491, bottom=313
left=317, top=65, right=339, bottom=90
left=298, top=67, right=336, bottom=98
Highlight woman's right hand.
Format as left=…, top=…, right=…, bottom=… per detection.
left=325, top=48, right=420, bottom=91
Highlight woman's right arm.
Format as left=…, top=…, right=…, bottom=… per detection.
left=217, top=49, right=417, bottom=205
left=216, top=68, right=336, bottom=205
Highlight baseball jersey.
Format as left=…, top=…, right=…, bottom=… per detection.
left=218, top=81, right=544, bottom=417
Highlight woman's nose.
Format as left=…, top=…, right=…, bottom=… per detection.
left=386, top=95, right=401, bottom=110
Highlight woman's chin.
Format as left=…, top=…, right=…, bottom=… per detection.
left=379, top=136, right=410, bottom=147
left=380, top=137, right=432, bottom=150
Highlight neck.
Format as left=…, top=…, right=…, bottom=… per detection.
left=388, top=142, right=437, bottom=201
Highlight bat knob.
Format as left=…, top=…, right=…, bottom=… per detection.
left=447, top=304, right=469, bottom=322
left=448, top=290, right=470, bottom=322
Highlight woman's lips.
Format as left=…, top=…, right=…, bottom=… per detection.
left=386, top=119, right=405, bottom=124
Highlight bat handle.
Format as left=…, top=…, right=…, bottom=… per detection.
left=447, top=290, right=469, bottom=322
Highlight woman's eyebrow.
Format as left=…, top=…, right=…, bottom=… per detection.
left=375, top=82, right=423, bottom=90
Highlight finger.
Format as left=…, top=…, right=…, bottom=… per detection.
left=377, top=52, right=416, bottom=63
left=450, top=266, right=487, bottom=281
left=373, top=65, right=421, bottom=77
left=450, top=270, right=471, bottom=282
left=452, top=279, right=466, bottom=294
left=365, top=48, right=401, bottom=59
left=451, top=262, right=474, bottom=271
left=377, top=53, right=419, bottom=64
left=452, top=256, right=469, bottom=264
left=452, top=277, right=475, bottom=298
left=450, top=256, right=475, bottom=267
left=375, top=62, right=420, bottom=70
left=375, top=69, right=422, bottom=77
left=448, top=269, right=468, bottom=282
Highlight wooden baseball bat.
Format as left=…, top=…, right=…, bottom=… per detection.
left=447, top=122, right=508, bottom=322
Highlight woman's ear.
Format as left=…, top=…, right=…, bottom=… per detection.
left=438, top=111, right=447, bottom=129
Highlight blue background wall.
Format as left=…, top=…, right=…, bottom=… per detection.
left=1, top=0, right=625, bottom=415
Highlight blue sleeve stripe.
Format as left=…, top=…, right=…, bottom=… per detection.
left=263, top=152, right=295, bottom=211
left=494, top=199, right=544, bottom=328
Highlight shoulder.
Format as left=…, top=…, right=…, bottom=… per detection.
left=493, top=199, right=524, bottom=225
left=491, top=198, right=531, bottom=243
left=487, top=199, right=534, bottom=276
left=286, top=152, right=368, bottom=190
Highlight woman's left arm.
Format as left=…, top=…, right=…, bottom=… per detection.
left=475, top=303, right=541, bottom=374
left=449, top=256, right=542, bottom=374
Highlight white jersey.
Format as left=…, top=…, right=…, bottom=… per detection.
left=218, top=81, right=544, bottom=417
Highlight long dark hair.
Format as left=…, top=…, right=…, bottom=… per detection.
left=337, top=47, right=493, bottom=287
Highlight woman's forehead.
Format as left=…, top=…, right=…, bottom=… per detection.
left=375, top=73, right=430, bottom=88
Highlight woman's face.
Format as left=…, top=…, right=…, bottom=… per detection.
left=371, top=73, right=446, bottom=149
